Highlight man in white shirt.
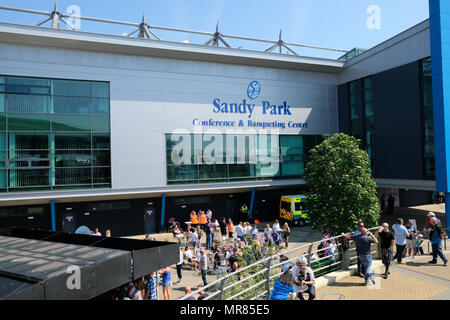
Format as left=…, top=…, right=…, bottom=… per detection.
left=189, top=230, right=198, bottom=248
left=250, top=224, right=259, bottom=239
left=93, top=228, right=101, bottom=236
left=264, top=224, right=273, bottom=236
left=199, top=249, right=208, bottom=286
left=272, top=219, right=281, bottom=233
left=184, top=246, right=199, bottom=271
left=392, top=218, right=409, bottom=264
left=235, top=222, right=246, bottom=244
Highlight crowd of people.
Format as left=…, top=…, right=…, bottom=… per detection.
left=269, top=211, right=448, bottom=300
left=346, top=212, right=447, bottom=287
left=108, top=208, right=447, bottom=301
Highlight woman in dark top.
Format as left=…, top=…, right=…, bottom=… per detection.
left=219, top=218, right=227, bottom=240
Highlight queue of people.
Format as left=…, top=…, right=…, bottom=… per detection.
left=115, top=208, right=447, bottom=301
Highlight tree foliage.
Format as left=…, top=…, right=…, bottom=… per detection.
left=304, top=133, right=380, bottom=235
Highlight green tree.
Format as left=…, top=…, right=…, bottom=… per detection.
left=304, top=133, right=380, bottom=235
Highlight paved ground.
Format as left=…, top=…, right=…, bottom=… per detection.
left=317, top=249, right=450, bottom=300
left=380, top=203, right=446, bottom=232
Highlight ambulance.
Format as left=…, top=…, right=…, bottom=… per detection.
left=279, top=195, right=309, bottom=226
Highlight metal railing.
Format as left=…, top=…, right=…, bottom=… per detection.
left=0, top=1, right=349, bottom=58
left=179, top=226, right=381, bottom=300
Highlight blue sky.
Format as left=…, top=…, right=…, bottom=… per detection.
left=0, top=0, right=429, bottom=59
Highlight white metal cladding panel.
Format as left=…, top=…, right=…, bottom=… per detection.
left=338, top=26, right=430, bottom=84
left=0, top=42, right=338, bottom=189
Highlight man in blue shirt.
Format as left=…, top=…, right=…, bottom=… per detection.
left=235, top=222, right=246, bottom=244
left=272, top=231, right=282, bottom=246
left=145, top=272, right=158, bottom=300
left=205, top=222, right=212, bottom=250
left=392, top=218, right=409, bottom=264
left=353, top=221, right=365, bottom=276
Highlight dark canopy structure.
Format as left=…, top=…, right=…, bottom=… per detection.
left=0, top=228, right=179, bottom=300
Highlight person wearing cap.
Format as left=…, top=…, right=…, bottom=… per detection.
left=428, top=217, right=448, bottom=266
left=424, top=212, right=442, bottom=233
left=293, top=259, right=316, bottom=300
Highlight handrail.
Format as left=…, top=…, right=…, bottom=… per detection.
left=0, top=4, right=349, bottom=57
left=180, top=226, right=380, bottom=300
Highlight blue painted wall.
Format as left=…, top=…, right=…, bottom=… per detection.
left=429, top=0, right=450, bottom=228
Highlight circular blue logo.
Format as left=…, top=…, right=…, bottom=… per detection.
left=247, top=81, right=261, bottom=100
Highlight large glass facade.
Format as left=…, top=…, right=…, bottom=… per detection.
left=0, top=75, right=111, bottom=192
left=363, top=77, right=375, bottom=167
left=349, top=81, right=362, bottom=141
left=165, top=133, right=322, bottom=184
left=422, top=57, right=435, bottom=178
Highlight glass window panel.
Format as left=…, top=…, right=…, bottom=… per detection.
left=52, top=114, right=90, bottom=131
left=9, top=169, right=49, bottom=187
left=0, top=76, right=4, bottom=84
left=0, top=132, right=5, bottom=150
left=281, top=161, right=303, bottom=177
left=55, top=150, right=92, bottom=167
left=92, top=98, right=109, bottom=114
left=365, top=102, right=373, bottom=117
left=0, top=115, right=5, bottom=131
left=0, top=170, right=5, bottom=188
left=8, top=113, right=50, bottom=131
left=7, top=94, right=51, bottom=113
left=10, top=133, right=49, bottom=150
left=93, top=167, right=110, bottom=184
left=55, top=167, right=92, bottom=185
left=280, top=135, right=303, bottom=157
left=0, top=94, right=4, bottom=112
left=91, top=82, right=109, bottom=98
left=0, top=161, right=4, bottom=168
left=6, top=84, right=28, bottom=94
left=91, top=115, right=110, bottom=132
left=93, top=134, right=110, bottom=149
left=9, top=150, right=49, bottom=161
left=422, top=58, right=434, bottom=178
left=166, top=134, right=192, bottom=150
left=228, top=164, right=255, bottom=178
left=52, top=80, right=90, bottom=97
left=54, top=96, right=90, bottom=114
left=55, top=134, right=91, bottom=149
left=29, top=86, right=50, bottom=95
left=167, top=165, right=198, bottom=182
left=256, top=162, right=280, bottom=178
left=93, top=150, right=110, bottom=167
left=7, top=76, right=50, bottom=87
left=198, top=164, right=227, bottom=181
left=365, top=89, right=372, bottom=101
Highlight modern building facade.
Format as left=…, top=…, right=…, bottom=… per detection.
left=0, top=3, right=446, bottom=236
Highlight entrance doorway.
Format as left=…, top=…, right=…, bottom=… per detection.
left=62, top=212, right=77, bottom=233
left=144, top=206, right=157, bottom=234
